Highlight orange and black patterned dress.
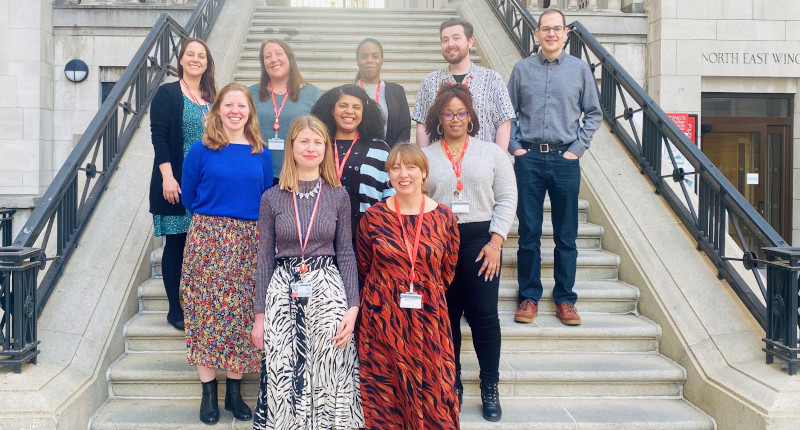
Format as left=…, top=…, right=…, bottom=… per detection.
left=355, top=201, right=460, bottom=430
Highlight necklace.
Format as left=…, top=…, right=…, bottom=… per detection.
left=296, top=180, right=321, bottom=200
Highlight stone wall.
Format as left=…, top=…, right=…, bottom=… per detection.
left=645, top=0, right=800, bottom=244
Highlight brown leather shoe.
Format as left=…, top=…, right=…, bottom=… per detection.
left=514, top=299, right=538, bottom=323
left=556, top=303, right=581, bottom=325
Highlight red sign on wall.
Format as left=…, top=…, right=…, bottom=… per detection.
left=667, top=113, right=697, bottom=144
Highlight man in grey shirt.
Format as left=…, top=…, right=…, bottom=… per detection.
left=507, top=9, right=602, bottom=326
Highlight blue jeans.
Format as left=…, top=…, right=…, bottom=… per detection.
left=514, top=151, right=580, bottom=305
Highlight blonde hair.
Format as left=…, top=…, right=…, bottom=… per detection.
left=385, top=143, right=429, bottom=179
left=278, top=116, right=340, bottom=191
left=203, top=82, right=266, bottom=153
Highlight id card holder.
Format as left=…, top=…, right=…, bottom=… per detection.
left=451, top=199, right=470, bottom=214
left=399, top=292, right=422, bottom=309
left=291, top=281, right=313, bottom=298
left=268, top=137, right=285, bottom=151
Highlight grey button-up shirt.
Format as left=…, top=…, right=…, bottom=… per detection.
left=507, top=51, right=602, bottom=157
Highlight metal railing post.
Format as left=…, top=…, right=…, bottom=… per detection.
left=0, top=247, right=42, bottom=373
left=763, top=247, right=800, bottom=375
left=0, top=210, right=14, bottom=247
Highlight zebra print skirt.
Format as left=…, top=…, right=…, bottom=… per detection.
left=253, top=256, right=364, bottom=430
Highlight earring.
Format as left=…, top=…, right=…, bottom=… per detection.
left=422, top=177, right=427, bottom=184
left=467, top=121, right=474, bottom=133
left=437, top=124, right=443, bottom=135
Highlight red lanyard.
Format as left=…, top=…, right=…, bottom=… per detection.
left=442, top=136, right=469, bottom=192
left=358, top=80, right=381, bottom=103
left=292, top=180, right=323, bottom=273
left=181, top=79, right=209, bottom=119
left=333, top=133, right=359, bottom=179
left=393, top=196, right=426, bottom=287
left=269, top=83, right=288, bottom=134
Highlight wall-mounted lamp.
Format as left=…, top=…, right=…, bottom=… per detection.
left=64, top=59, right=89, bottom=83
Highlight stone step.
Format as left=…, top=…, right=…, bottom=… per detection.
left=248, top=22, right=446, bottom=36
left=241, top=42, right=474, bottom=53
left=245, top=33, right=444, bottom=44
left=460, top=352, right=685, bottom=398
left=460, top=312, right=661, bottom=353
left=239, top=50, right=479, bottom=64
left=503, top=221, right=603, bottom=249
left=139, top=278, right=638, bottom=314
left=91, top=397, right=714, bottom=429
left=237, top=59, right=459, bottom=72
left=125, top=311, right=658, bottom=354
left=501, top=249, right=620, bottom=280
left=252, top=8, right=455, bottom=20
left=106, top=350, right=683, bottom=399
left=234, top=69, right=433, bottom=86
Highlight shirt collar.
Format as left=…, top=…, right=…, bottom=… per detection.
left=445, top=63, right=475, bottom=82
left=537, top=50, right=567, bottom=65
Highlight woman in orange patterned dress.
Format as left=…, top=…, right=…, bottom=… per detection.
left=355, top=143, right=460, bottom=429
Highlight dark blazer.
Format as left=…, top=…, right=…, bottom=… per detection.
left=384, top=82, right=411, bottom=146
left=149, top=81, right=187, bottom=216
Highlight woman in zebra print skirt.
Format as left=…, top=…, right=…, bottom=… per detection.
left=252, top=115, right=364, bottom=430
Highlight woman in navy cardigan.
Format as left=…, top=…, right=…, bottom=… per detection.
left=148, top=38, right=216, bottom=331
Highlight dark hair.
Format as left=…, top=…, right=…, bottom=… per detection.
left=177, top=38, right=216, bottom=103
left=423, top=83, right=480, bottom=141
left=440, top=18, right=474, bottom=38
left=538, top=9, right=566, bottom=27
left=258, top=39, right=306, bottom=103
left=310, top=84, right=385, bottom=142
left=354, top=38, right=384, bottom=82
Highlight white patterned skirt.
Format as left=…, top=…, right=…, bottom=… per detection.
left=253, top=256, right=364, bottom=430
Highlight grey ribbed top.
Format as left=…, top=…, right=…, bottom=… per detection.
left=255, top=180, right=359, bottom=312
left=422, top=138, right=518, bottom=239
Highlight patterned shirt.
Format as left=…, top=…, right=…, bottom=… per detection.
left=412, top=63, right=515, bottom=143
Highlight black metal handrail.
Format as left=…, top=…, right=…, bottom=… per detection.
left=486, top=0, right=539, bottom=57
left=486, top=0, right=798, bottom=373
left=0, top=209, right=14, bottom=247
left=10, top=0, right=224, bottom=313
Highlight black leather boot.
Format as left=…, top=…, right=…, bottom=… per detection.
left=224, top=377, right=252, bottom=420
left=455, top=373, right=463, bottom=407
left=200, top=379, right=219, bottom=424
left=480, top=380, right=502, bottom=422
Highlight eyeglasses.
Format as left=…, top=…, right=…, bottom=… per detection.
left=538, top=26, right=566, bottom=34
left=442, top=111, right=468, bottom=121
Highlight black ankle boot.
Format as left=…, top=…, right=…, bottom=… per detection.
left=224, top=378, right=252, bottom=420
left=455, top=373, right=463, bottom=407
left=480, top=381, right=502, bottom=422
left=200, top=379, right=219, bottom=424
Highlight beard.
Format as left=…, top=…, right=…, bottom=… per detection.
left=443, top=47, right=468, bottom=65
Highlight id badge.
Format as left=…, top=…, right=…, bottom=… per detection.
left=451, top=200, right=470, bottom=214
left=399, top=292, right=422, bottom=309
left=268, top=137, right=285, bottom=151
left=291, top=281, right=313, bottom=298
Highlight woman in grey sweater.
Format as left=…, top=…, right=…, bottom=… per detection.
left=421, top=84, right=517, bottom=423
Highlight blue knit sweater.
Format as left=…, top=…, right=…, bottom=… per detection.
left=181, top=141, right=273, bottom=221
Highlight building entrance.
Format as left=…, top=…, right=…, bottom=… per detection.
left=701, top=93, right=793, bottom=245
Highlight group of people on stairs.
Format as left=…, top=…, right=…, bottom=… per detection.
left=147, top=9, right=601, bottom=429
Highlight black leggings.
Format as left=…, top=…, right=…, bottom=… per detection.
left=446, top=221, right=501, bottom=384
left=162, top=233, right=187, bottom=322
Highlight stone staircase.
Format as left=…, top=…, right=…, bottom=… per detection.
left=89, top=6, right=715, bottom=429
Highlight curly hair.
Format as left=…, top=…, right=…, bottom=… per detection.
left=310, top=84, right=385, bottom=142
left=423, top=83, right=480, bottom=141
left=203, top=82, right=266, bottom=153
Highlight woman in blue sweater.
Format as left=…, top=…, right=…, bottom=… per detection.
left=181, top=82, right=273, bottom=424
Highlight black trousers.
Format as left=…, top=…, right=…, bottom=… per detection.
left=446, top=221, right=501, bottom=384
left=162, top=233, right=186, bottom=322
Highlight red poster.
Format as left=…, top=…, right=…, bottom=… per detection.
left=667, top=113, right=697, bottom=144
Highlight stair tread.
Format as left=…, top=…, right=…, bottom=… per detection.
left=109, top=351, right=682, bottom=384
left=91, top=398, right=713, bottom=429
left=476, top=312, right=660, bottom=339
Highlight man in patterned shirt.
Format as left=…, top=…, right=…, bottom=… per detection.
left=412, top=18, right=515, bottom=150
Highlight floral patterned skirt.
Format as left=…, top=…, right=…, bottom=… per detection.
left=181, top=213, right=262, bottom=373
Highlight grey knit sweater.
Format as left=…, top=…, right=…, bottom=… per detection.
left=255, top=180, right=359, bottom=312
left=422, top=138, right=518, bottom=239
